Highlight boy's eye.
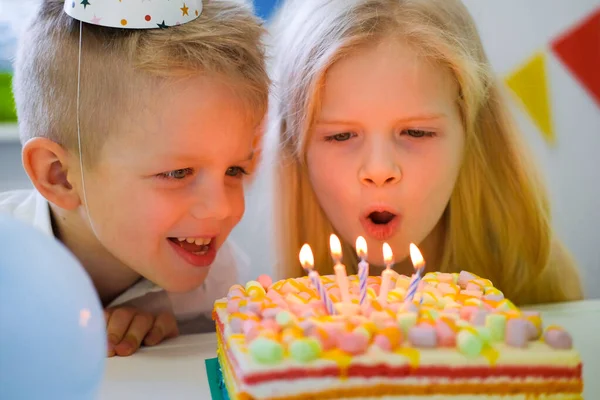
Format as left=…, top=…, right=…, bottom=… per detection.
left=324, top=132, right=356, bottom=142
left=226, top=166, right=248, bottom=178
left=158, top=168, right=194, bottom=180
left=402, top=129, right=435, bottom=138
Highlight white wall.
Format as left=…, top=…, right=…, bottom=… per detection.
left=1, top=0, right=598, bottom=298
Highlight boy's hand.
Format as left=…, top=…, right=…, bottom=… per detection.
left=103, top=307, right=179, bottom=357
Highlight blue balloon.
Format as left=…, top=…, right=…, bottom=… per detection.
left=0, top=216, right=106, bottom=400
left=253, top=0, right=280, bottom=20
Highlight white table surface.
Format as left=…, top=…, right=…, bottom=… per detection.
left=100, top=299, right=600, bottom=400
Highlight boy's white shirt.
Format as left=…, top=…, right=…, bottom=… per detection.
left=0, top=189, right=244, bottom=329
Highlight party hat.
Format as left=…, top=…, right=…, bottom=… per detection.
left=64, top=0, right=203, bottom=29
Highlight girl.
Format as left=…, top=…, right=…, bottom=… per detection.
left=267, top=0, right=583, bottom=305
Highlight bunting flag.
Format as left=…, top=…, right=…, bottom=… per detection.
left=504, top=6, right=599, bottom=145
left=551, top=7, right=600, bottom=107
left=505, top=52, right=555, bottom=144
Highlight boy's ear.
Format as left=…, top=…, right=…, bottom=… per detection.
left=22, top=137, right=81, bottom=211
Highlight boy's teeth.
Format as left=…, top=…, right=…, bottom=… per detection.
left=175, top=237, right=212, bottom=245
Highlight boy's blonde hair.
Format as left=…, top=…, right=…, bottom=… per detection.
left=13, top=0, right=269, bottom=166
left=268, top=0, right=583, bottom=305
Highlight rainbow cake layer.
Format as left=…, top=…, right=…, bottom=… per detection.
left=212, top=271, right=583, bottom=399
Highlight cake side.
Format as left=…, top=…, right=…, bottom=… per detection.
left=213, top=271, right=583, bottom=399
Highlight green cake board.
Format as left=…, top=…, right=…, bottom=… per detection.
left=205, top=357, right=230, bottom=400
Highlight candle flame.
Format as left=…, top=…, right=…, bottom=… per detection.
left=409, top=243, right=425, bottom=269
left=329, top=234, right=342, bottom=260
left=299, top=243, right=314, bottom=270
left=355, top=236, right=367, bottom=258
left=382, top=242, right=393, bottom=266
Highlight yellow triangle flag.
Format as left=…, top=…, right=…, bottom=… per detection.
left=505, top=52, right=555, bottom=144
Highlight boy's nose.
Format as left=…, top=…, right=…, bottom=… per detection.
left=189, top=184, right=231, bottom=221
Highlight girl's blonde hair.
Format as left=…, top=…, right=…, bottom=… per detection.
left=267, top=0, right=583, bottom=305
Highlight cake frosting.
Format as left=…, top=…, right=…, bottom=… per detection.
left=212, top=270, right=583, bottom=399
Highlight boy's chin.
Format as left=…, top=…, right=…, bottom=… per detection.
left=156, top=270, right=211, bottom=293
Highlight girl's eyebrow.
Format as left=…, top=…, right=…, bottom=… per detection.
left=316, top=113, right=448, bottom=126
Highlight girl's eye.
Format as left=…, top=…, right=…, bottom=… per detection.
left=157, top=168, right=194, bottom=180
left=324, top=132, right=356, bottom=142
left=226, top=166, right=249, bottom=178
left=402, top=129, right=435, bottom=138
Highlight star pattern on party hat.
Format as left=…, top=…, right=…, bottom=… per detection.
left=63, top=0, right=203, bottom=29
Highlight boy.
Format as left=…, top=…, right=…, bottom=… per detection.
left=0, top=0, right=269, bottom=356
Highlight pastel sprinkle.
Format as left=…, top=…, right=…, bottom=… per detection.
left=544, top=327, right=573, bottom=349
left=373, top=334, right=393, bottom=352
left=227, top=284, right=246, bottom=299
left=474, top=326, right=492, bottom=345
left=436, top=273, right=454, bottom=283
left=483, top=294, right=504, bottom=302
left=256, top=274, right=273, bottom=290
left=310, top=327, right=336, bottom=351
left=496, top=299, right=517, bottom=312
left=408, top=324, right=437, bottom=348
left=505, top=318, right=529, bottom=348
left=395, top=275, right=411, bottom=289
left=249, top=337, right=284, bottom=364
left=289, top=338, right=322, bottom=362
left=397, top=312, right=418, bottom=335
left=523, top=311, right=543, bottom=340
left=366, top=287, right=378, bottom=299
left=460, top=290, right=483, bottom=299
left=437, top=282, right=460, bottom=296
left=378, top=326, right=402, bottom=349
left=281, top=327, right=304, bottom=346
left=353, top=326, right=372, bottom=341
left=485, top=313, right=507, bottom=342
left=338, top=331, right=370, bottom=355
left=457, top=329, right=483, bottom=357
left=387, top=288, right=406, bottom=302
left=484, top=287, right=503, bottom=296
left=458, top=270, right=478, bottom=289
left=470, top=309, right=489, bottom=326
left=245, top=280, right=264, bottom=292
left=435, top=319, right=457, bottom=347
left=276, top=310, right=297, bottom=328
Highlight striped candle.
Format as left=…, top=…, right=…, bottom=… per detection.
left=299, top=243, right=335, bottom=315
left=404, top=243, right=425, bottom=304
left=378, top=243, right=395, bottom=303
left=356, top=236, right=369, bottom=306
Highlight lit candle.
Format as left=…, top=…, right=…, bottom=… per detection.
left=378, top=243, right=394, bottom=303
left=356, top=236, right=369, bottom=306
left=330, top=234, right=351, bottom=303
left=299, top=244, right=335, bottom=315
left=404, top=243, right=425, bottom=304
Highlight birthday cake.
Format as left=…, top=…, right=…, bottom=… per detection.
left=212, top=243, right=582, bottom=399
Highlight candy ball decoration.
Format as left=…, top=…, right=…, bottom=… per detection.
left=0, top=216, right=106, bottom=400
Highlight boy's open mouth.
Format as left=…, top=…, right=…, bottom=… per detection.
left=168, top=237, right=212, bottom=255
